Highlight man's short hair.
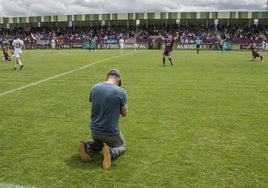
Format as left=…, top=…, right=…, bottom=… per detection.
left=107, top=69, right=122, bottom=86
left=107, top=69, right=121, bottom=78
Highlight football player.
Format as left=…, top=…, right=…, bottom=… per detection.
left=159, top=32, right=178, bottom=66
left=249, top=43, right=263, bottom=62
left=12, top=35, right=25, bottom=70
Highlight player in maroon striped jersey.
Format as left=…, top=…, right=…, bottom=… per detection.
left=159, top=32, right=178, bottom=66
left=249, top=43, right=263, bottom=62
left=2, top=44, right=11, bottom=61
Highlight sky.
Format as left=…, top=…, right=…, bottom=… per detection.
left=0, top=0, right=267, bottom=17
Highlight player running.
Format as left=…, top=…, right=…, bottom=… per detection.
left=12, top=35, right=25, bottom=70
left=2, top=44, right=11, bottom=61
left=2, top=39, right=11, bottom=61
left=159, top=32, right=178, bottom=66
left=249, top=43, right=264, bottom=62
left=195, top=37, right=202, bottom=54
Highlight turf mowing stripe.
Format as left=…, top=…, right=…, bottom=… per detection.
left=0, top=51, right=136, bottom=97
left=0, top=183, right=33, bottom=188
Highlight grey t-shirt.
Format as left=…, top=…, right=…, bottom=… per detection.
left=89, top=82, right=127, bottom=135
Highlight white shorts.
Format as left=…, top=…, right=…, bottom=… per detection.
left=14, top=50, right=22, bottom=58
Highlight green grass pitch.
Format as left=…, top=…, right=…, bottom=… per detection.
left=0, top=49, right=267, bottom=187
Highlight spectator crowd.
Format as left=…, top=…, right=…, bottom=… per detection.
left=1, top=23, right=267, bottom=44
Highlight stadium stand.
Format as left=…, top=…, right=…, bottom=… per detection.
left=0, top=11, right=267, bottom=50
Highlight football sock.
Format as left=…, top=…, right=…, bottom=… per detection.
left=163, top=57, right=165, bottom=65
left=168, top=58, right=173, bottom=65
left=18, top=60, right=22, bottom=66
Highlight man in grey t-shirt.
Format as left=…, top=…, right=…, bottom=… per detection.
left=78, top=69, right=128, bottom=170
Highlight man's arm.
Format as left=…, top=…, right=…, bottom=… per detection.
left=174, top=32, right=179, bottom=40
left=159, top=33, right=165, bottom=40
left=120, top=104, right=128, bottom=117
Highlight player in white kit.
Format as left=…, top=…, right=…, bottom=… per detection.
left=12, top=35, right=25, bottom=70
left=119, top=37, right=125, bottom=55
left=51, top=38, right=56, bottom=51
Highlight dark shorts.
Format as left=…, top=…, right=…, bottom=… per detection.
left=253, top=53, right=260, bottom=58
left=163, top=50, right=172, bottom=56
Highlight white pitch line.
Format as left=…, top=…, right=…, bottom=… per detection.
left=0, top=52, right=135, bottom=97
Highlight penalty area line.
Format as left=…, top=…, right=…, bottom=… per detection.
left=0, top=51, right=135, bottom=97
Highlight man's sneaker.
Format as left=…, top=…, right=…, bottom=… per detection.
left=162, top=64, right=166, bottom=67
left=20, top=65, right=23, bottom=70
left=78, top=142, right=91, bottom=162
left=102, top=147, right=111, bottom=170
left=13, top=67, right=16, bottom=70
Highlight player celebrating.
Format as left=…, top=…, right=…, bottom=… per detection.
left=249, top=43, right=263, bottom=62
left=160, top=32, right=178, bottom=66
left=12, top=35, right=25, bottom=70
left=195, top=37, right=202, bottom=54
left=119, top=37, right=125, bottom=55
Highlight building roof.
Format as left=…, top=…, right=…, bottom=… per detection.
left=0, top=11, right=267, bottom=24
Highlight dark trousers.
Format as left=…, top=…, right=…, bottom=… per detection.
left=84, top=131, right=126, bottom=159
